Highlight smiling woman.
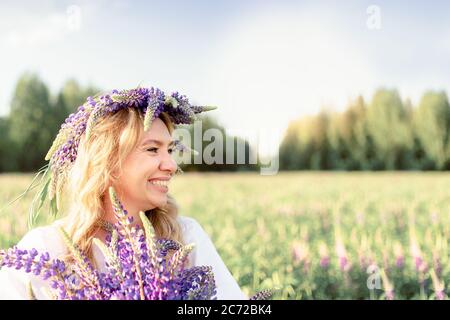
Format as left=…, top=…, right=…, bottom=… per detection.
left=0, top=87, right=247, bottom=300
left=62, top=109, right=182, bottom=260
left=98, top=112, right=179, bottom=236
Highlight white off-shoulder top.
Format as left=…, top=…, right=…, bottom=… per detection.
left=0, top=215, right=248, bottom=300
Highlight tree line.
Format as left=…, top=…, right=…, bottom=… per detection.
left=2, top=73, right=448, bottom=172
left=279, top=89, right=450, bottom=170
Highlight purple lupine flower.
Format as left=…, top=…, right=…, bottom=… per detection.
left=414, top=256, right=428, bottom=275
left=249, top=289, right=273, bottom=300
left=319, top=243, right=330, bottom=269
left=393, top=242, right=405, bottom=269
left=430, top=269, right=446, bottom=300
left=291, top=241, right=311, bottom=273
left=0, top=247, right=71, bottom=299
left=415, top=256, right=423, bottom=271
left=435, top=291, right=445, bottom=300
left=335, top=242, right=351, bottom=272
left=320, top=256, right=330, bottom=269
left=433, top=251, right=442, bottom=277
left=380, top=269, right=395, bottom=300
left=339, top=256, right=349, bottom=271
left=410, top=242, right=428, bottom=273
left=385, top=289, right=394, bottom=300
left=395, top=256, right=404, bottom=269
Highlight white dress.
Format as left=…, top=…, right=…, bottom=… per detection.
left=0, top=215, right=248, bottom=300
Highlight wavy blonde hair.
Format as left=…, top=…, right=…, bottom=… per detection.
left=59, top=108, right=184, bottom=264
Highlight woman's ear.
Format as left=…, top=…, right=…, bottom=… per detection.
left=110, top=167, right=122, bottom=181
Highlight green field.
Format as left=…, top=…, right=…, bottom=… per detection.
left=1, top=172, right=449, bottom=299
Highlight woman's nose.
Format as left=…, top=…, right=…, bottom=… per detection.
left=160, top=153, right=177, bottom=174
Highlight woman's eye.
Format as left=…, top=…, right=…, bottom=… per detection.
left=147, top=148, right=174, bottom=154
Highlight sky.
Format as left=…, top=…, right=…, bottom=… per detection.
left=1, top=0, right=449, bottom=156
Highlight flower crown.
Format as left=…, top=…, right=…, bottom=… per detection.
left=26, top=87, right=216, bottom=226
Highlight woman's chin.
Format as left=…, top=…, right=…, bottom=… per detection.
left=146, top=184, right=168, bottom=206
left=146, top=196, right=167, bottom=209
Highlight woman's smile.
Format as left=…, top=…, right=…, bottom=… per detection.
left=148, top=180, right=169, bottom=193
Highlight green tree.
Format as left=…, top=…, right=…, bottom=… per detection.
left=55, top=79, right=99, bottom=115
left=8, top=73, right=55, bottom=171
left=0, top=117, right=18, bottom=172
left=414, top=91, right=450, bottom=169
left=366, top=88, right=412, bottom=170
left=280, top=111, right=334, bottom=170
left=310, top=110, right=333, bottom=170
left=51, top=79, right=100, bottom=144
left=279, top=122, right=303, bottom=170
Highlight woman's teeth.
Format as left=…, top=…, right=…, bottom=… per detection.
left=149, top=180, right=169, bottom=187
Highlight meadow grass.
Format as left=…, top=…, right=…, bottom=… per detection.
left=1, top=171, right=448, bottom=299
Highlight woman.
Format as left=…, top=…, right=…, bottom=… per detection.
left=0, top=88, right=248, bottom=300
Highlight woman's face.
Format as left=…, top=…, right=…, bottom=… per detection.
left=112, top=117, right=177, bottom=213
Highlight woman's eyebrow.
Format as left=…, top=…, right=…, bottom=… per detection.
left=141, top=139, right=175, bottom=147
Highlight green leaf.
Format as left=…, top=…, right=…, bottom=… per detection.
left=168, top=243, right=195, bottom=275
left=50, top=197, right=57, bottom=218
left=58, top=227, right=98, bottom=287
left=27, top=281, right=37, bottom=300
left=139, top=211, right=155, bottom=239
left=139, top=211, right=157, bottom=264
left=27, top=172, right=51, bottom=229
left=143, top=105, right=155, bottom=132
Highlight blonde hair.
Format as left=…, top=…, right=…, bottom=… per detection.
left=59, top=108, right=184, bottom=264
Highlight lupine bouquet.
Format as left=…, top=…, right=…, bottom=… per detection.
left=0, top=187, right=272, bottom=300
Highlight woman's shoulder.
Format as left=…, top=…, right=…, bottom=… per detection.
left=177, top=215, right=209, bottom=234
left=15, top=220, right=67, bottom=256
left=177, top=215, right=201, bottom=230
left=176, top=215, right=208, bottom=242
